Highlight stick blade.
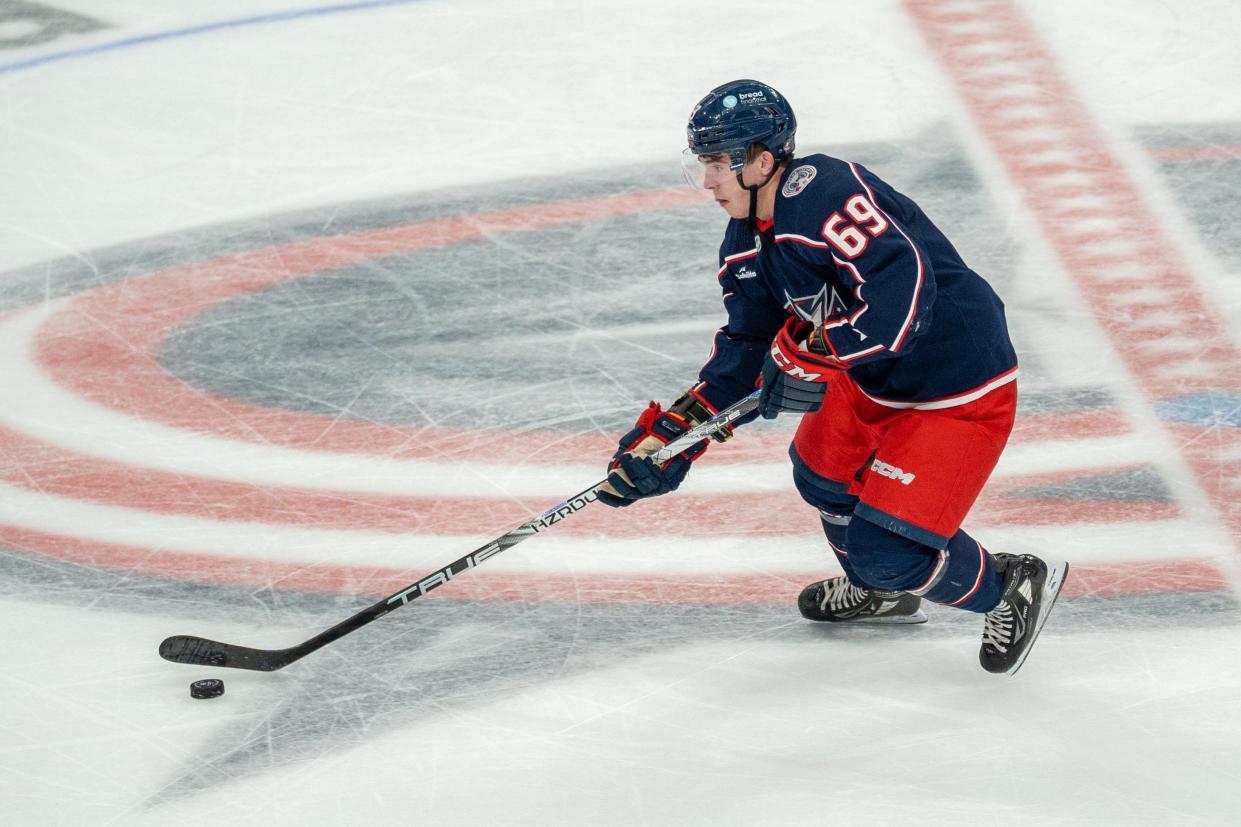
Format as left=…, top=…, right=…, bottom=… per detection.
left=159, top=634, right=292, bottom=672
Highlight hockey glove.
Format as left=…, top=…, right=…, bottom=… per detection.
left=757, top=317, right=843, bottom=420
left=600, top=452, right=692, bottom=508
left=596, top=392, right=726, bottom=508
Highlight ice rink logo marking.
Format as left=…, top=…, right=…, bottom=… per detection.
left=0, top=0, right=426, bottom=76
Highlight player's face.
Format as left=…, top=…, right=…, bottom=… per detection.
left=696, top=154, right=751, bottom=220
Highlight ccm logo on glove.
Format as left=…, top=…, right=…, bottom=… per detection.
left=769, top=345, right=825, bottom=381
left=758, top=318, right=843, bottom=419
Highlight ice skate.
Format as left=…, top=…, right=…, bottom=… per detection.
left=798, top=576, right=928, bottom=624
left=980, top=553, right=1069, bottom=675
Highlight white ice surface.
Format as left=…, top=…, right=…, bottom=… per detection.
left=2, top=1, right=1241, bottom=825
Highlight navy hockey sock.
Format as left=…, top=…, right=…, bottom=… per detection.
left=817, top=508, right=870, bottom=586
left=845, top=518, right=1002, bottom=612
left=919, top=530, right=1003, bottom=613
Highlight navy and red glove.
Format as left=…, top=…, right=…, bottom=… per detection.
left=596, top=394, right=721, bottom=508
left=757, top=317, right=843, bottom=419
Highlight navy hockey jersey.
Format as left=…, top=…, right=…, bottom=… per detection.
left=693, top=155, right=1018, bottom=412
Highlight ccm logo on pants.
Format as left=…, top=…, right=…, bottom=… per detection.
left=871, top=458, right=916, bottom=485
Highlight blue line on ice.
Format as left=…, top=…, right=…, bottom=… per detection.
left=0, top=0, right=425, bottom=76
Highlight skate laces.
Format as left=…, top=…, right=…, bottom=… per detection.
left=982, top=601, right=1015, bottom=652
left=824, top=580, right=870, bottom=613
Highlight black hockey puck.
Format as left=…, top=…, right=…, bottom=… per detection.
left=190, top=678, right=225, bottom=699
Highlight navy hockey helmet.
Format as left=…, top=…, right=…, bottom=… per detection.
left=682, top=79, right=796, bottom=187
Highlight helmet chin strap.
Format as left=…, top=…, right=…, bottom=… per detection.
left=736, top=163, right=781, bottom=228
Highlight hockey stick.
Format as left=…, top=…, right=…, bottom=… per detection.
left=159, top=390, right=761, bottom=672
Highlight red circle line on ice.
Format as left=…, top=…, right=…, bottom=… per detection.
left=0, top=174, right=1221, bottom=602
left=4, top=176, right=1154, bottom=541
left=34, top=186, right=714, bottom=463
left=3, top=178, right=1144, bottom=540
left=0, top=0, right=1231, bottom=606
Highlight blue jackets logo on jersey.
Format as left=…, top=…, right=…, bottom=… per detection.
left=783, top=284, right=847, bottom=325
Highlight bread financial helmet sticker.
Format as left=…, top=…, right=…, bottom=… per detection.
left=782, top=165, right=817, bottom=197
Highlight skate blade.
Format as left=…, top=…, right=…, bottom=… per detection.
left=1005, top=560, right=1070, bottom=676
left=857, top=608, right=928, bottom=625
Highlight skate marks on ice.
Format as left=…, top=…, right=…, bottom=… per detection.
left=1, top=545, right=1237, bottom=806
left=0, top=132, right=1207, bottom=519
left=1, top=122, right=1239, bottom=811
left=1139, top=121, right=1241, bottom=273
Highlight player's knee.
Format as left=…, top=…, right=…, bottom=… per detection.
left=845, top=516, right=940, bottom=591
left=790, top=447, right=856, bottom=514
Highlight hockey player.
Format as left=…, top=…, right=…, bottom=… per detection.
left=596, top=79, right=1069, bottom=675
